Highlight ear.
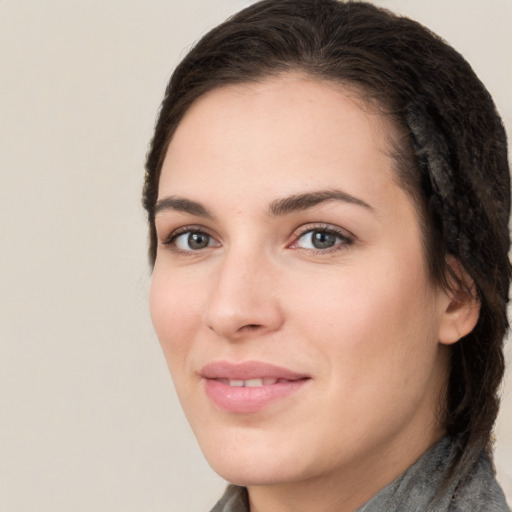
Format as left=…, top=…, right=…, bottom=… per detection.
left=438, top=257, right=480, bottom=346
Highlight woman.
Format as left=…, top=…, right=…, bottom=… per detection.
left=143, top=1, right=511, bottom=510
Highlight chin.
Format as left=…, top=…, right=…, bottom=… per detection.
left=196, top=427, right=317, bottom=487
left=209, top=457, right=303, bottom=488
left=214, top=466, right=278, bottom=487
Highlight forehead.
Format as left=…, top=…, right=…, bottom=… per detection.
left=169, top=74, right=392, bottom=151
left=159, top=74, right=409, bottom=215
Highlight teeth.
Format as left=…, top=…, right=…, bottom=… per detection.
left=245, top=378, right=263, bottom=387
left=226, top=378, right=279, bottom=387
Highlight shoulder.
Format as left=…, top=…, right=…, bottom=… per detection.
left=448, top=452, right=510, bottom=512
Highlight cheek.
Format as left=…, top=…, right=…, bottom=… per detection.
left=289, top=251, right=441, bottom=385
left=289, top=264, right=442, bottom=450
left=149, top=266, right=203, bottom=371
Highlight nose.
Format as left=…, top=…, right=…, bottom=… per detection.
left=203, top=249, right=285, bottom=340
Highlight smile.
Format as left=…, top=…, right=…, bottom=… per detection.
left=200, top=361, right=310, bottom=413
left=217, top=378, right=284, bottom=387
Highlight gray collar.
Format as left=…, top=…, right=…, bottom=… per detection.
left=357, top=437, right=509, bottom=512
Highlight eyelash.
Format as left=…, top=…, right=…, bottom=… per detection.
left=289, top=223, right=354, bottom=254
left=161, top=223, right=354, bottom=255
left=163, top=225, right=217, bottom=256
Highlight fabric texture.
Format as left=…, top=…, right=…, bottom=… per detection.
left=209, top=436, right=510, bottom=512
left=210, top=485, right=248, bottom=512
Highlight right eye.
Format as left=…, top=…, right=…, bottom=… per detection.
left=166, top=229, right=220, bottom=252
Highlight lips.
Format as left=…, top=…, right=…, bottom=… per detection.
left=200, top=360, right=310, bottom=413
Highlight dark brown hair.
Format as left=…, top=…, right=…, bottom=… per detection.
left=143, top=0, right=510, bottom=488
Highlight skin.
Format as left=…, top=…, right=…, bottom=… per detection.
left=150, top=74, right=479, bottom=512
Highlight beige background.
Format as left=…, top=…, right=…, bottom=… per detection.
left=0, top=1, right=510, bottom=510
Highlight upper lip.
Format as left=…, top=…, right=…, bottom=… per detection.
left=200, top=360, right=309, bottom=381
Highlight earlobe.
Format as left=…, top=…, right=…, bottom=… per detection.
left=438, top=258, right=480, bottom=346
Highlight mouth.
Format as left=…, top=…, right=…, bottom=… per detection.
left=200, top=360, right=310, bottom=413
left=215, top=377, right=292, bottom=387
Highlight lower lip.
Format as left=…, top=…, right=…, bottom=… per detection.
left=203, top=378, right=309, bottom=413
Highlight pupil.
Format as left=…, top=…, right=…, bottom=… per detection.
left=312, top=231, right=336, bottom=249
left=188, top=232, right=209, bottom=249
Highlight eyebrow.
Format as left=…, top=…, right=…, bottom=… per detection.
left=154, top=189, right=373, bottom=219
left=154, top=196, right=214, bottom=218
left=268, top=189, right=373, bottom=216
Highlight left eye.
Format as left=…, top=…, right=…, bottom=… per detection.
left=295, top=229, right=349, bottom=250
left=173, top=231, right=218, bottom=251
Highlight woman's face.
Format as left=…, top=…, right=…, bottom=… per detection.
left=150, top=75, right=455, bottom=493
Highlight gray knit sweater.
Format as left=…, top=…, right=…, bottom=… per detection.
left=210, top=437, right=510, bottom=511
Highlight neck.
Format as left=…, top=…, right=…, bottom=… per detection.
left=248, top=426, right=445, bottom=512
